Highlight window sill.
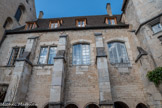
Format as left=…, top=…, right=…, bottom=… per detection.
left=72, top=64, right=91, bottom=66
left=0, top=65, right=15, bottom=68
left=110, top=63, right=132, bottom=68
left=34, top=64, right=54, bottom=67
left=153, top=30, right=162, bottom=36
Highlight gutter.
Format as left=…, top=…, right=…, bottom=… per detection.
left=6, top=24, right=129, bottom=35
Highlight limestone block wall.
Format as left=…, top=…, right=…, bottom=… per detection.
left=0, top=28, right=161, bottom=107
left=122, top=0, right=162, bottom=30
left=132, top=0, right=162, bottom=23
left=0, top=0, right=36, bottom=41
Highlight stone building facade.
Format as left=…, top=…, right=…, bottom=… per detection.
left=0, top=1, right=162, bottom=108
left=0, top=0, right=36, bottom=42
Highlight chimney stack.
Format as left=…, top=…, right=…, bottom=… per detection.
left=106, top=3, right=112, bottom=16
left=38, top=11, right=44, bottom=19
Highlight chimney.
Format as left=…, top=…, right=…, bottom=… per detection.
left=38, top=11, right=44, bottom=19
left=106, top=3, right=112, bottom=16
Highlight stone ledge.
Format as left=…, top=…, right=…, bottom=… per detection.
left=99, top=101, right=114, bottom=106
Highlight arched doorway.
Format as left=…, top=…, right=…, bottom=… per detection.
left=65, top=104, right=78, bottom=108
left=114, top=101, right=129, bottom=108
left=85, top=104, right=99, bottom=108
left=136, top=103, right=148, bottom=108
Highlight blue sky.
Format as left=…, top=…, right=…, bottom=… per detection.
left=35, top=0, right=123, bottom=18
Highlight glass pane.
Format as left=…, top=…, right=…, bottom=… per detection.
left=108, top=19, right=111, bottom=24
left=73, top=44, right=82, bottom=65
left=19, top=47, right=25, bottom=57
left=48, top=47, right=57, bottom=64
left=54, top=23, right=58, bottom=28
left=82, top=44, right=90, bottom=65
left=38, top=47, right=48, bottom=64
left=108, top=43, right=118, bottom=63
left=15, top=7, right=22, bottom=21
left=111, top=19, right=115, bottom=25
left=8, top=48, right=19, bottom=66
left=78, top=21, right=81, bottom=27
left=82, top=21, right=85, bottom=26
left=108, top=42, right=129, bottom=64
left=152, top=23, right=162, bottom=33
left=51, top=23, right=55, bottom=28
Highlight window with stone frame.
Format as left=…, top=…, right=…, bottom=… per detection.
left=8, top=47, right=25, bottom=66
left=38, top=46, right=57, bottom=64
left=76, top=19, right=86, bottom=27
left=107, top=42, right=129, bottom=64
left=72, top=44, right=90, bottom=65
left=105, top=17, right=117, bottom=25
left=152, top=23, right=162, bottom=34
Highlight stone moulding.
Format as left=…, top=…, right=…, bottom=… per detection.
left=135, top=47, right=148, bottom=63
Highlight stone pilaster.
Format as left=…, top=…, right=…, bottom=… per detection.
left=4, top=36, right=38, bottom=103
left=94, top=33, right=113, bottom=108
left=49, top=35, right=68, bottom=108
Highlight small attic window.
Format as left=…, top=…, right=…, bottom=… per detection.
left=105, top=17, right=117, bottom=25
left=49, top=19, right=63, bottom=29
left=76, top=19, right=86, bottom=27
left=25, top=22, right=37, bottom=30
left=151, top=23, right=162, bottom=34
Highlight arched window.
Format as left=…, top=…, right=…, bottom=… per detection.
left=65, top=104, right=78, bottom=108
left=73, top=43, right=90, bottom=65
left=114, top=101, right=129, bottom=108
left=136, top=103, right=148, bottom=108
left=3, top=17, right=13, bottom=30
left=85, top=104, right=99, bottom=108
left=108, top=42, right=129, bottom=64
left=15, top=5, right=25, bottom=22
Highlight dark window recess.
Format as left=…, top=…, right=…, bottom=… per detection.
left=0, top=85, right=8, bottom=103
left=158, top=36, right=162, bottom=43
left=8, top=48, right=19, bottom=66
left=15, top=7, right=22, bottom=21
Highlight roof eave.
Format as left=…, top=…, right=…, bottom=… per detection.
left=6, top=24, right=129, bottom=35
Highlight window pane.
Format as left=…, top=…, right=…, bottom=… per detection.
left=38, top=47, right=48, bottom=64
left=15, top=7, right=22, bottom=21
left=48, top=47, right=57, bottom=64
left=73, top=44, right=90, bottom=65
left=51, top=23, right=55, bottom=28
left=108, top=19, right=111, bottom=24
left=82, top=44, right=90, bottom=65
left=19, top=47, right=25, bottom=57
left=111, top=19, right=115, bottom=25
left=8, top=48, right=19, bottom=66
left=78, top=21, right=81, bottom=27
left=152, top=23, right=162, bottom=33
left=108, top=42, right=129, bottom=64
left=73, top=44, right=82, bottom=65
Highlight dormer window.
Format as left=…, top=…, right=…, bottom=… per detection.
left=76, top=19, right=86, bottom=27
left=151, top=23, right=162, bottom=34
left=25, top=22, right=37, bottom=30
left=105, top=17, right=117, bottom=25
left=49, top=20, right=62, bottom=29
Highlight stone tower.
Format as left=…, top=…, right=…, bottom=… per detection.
left=122, top=0, right=162, bottom=108
left=0, top=0, right=36, bottom=42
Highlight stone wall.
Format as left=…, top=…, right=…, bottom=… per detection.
left=0, top=28, right=161, bottom=107
left=0, top=0, right=36, bottom=41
